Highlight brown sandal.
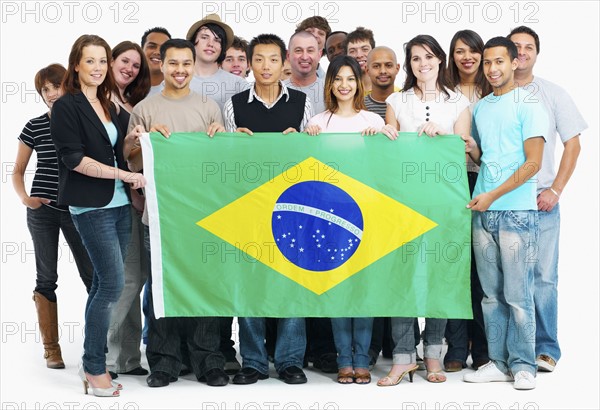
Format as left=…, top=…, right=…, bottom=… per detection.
left=354, top=368, right=371, bottom=384
left=337, top=367, right=354, bottom=384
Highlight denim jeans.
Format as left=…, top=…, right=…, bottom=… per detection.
left=472, top=210, right=538, bottom=375
left=107, top=208, right=150, bottom=372
left=72, top=205, right=131, bottom=375
left=26, top=205, right=93, bottom=301
left=331, top=318, right=373, bottom=369
left=534, top=204, right=561, bottom=362
left=238, top=317, right=306, bottom=374
left=391, top=317, right=446, bottom=364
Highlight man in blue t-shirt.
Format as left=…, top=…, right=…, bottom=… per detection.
left=461, top=37, right=548, bottom=391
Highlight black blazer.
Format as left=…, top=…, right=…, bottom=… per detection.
left=51, top=92, right=130, bottom=207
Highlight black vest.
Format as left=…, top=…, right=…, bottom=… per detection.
left=231, top=88, right=307, bottom=132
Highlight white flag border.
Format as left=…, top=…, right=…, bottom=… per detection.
left=141, top=132, right=165, bottom=318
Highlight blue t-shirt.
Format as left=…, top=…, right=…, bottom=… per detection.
left=472, top=88, right=548, bottom=211
left=70, top=122, right=129, bottom=215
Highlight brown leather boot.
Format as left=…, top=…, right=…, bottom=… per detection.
left=33, top=292, right=65, bottom=369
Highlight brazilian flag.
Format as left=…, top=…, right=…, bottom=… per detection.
left=141, top=132, right=472, bottom=319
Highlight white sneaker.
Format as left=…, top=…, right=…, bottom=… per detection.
left=513, top=371, right=536, bottom=390
left=463, top=361, right=513, bottom=383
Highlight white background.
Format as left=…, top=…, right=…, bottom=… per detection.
left=1, top=1, right=598, bottom=409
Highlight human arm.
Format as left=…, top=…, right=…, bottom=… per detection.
left=537, top=135, right=581, bottom=211
left=11, top=142, right=50, bottom=209
left=381, top=104, right=400, bottom=140
left=468, top=137, right=544, bottom=211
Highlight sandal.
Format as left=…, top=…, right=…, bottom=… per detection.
left=337, top=367, right=354, bottom=384
left=354, top=368, right=371, bottom=384
left=425, top=358, right=447, bottom=383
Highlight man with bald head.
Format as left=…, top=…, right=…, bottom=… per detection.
left=364, top=46, right=400, bottom=119
left=284, top=31, right=326, bottom=114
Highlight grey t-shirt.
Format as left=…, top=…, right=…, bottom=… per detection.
left=284, top=76, right=326, bottom=115
left=189, top=68, right=249, bottom=115
left=526, top=77, right=587, bottom=192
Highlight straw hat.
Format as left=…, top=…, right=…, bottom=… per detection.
left=186, top=14, right=234, bottom=49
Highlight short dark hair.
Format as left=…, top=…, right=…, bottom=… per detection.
left=141, top=27, right=171, bottom=48
left=160, top=38, right=196, bottom=62
left=191, top=23, right=228, bottom=64
left=295, top=16, right=332, bottom=36
left=34, top=63, right=66, bottom=96
left=344, top=27, right=375, bottom=52
left=248, top=33, right=286, bottom=62
left=484, top=36, right=518, bottom=60
left=507, top=26, right=540, bottom=54
left=229, top=36, right=249, bottom=54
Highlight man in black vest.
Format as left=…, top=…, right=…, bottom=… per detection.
left=223, top=34, right=312, bottom=385
left=224, top=34, right=312, bottom=135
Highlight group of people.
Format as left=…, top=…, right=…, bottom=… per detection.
left=13, top=12, right=585, bottom=397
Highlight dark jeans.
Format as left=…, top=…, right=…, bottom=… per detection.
left=26, top=205, right=93, bottom=301
left=306, top=318, right=337, bottom=360
left=72, top=205, right=131, bottom=375
left=142, top=225, right=224, bottom=378
left=444, top=171, right=489, bottom=365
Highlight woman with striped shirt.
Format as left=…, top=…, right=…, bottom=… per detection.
left=12, top=63, right=94, bottom=369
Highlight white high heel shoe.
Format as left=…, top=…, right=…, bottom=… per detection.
left=78, top=364, right=120, bottom=397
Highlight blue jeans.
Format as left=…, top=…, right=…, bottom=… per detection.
left=391, top=317, right=446, bottom=364
left=72, top=205, right=131, bottom=375
left=238, top=317, right=306, bottom=374
left=534, top=204, right=560, bottom=362
left=26, top=205, right=93, bottom=301
left=472, top=210, right=538, bottom=375
left=331, top=318, right=373, bottom=369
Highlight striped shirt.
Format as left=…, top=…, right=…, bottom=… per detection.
left=18, top=113, right=66, bottom=211
left=364, top=94, right=388, bottom=121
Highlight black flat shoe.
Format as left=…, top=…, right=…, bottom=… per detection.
left=108, top=371, right=118, bottom=380
left=120, top=367, right=149, bottom=376
left=278, top=365, right=307, bottom=384
left=146, top=371, right=177, bottom=387
left=199, top=368, right=229, bottom=386
left=232, top=367, right=269, bottom=385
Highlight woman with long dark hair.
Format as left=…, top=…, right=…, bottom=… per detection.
left=51, top=34, right=146, bottom=397
left=380, top=34, right=470, bottom=386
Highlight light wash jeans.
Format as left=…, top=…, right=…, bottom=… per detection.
left=391, top=317, right=446, bottom=364
left=72, top=205, right=131, bottom=375
left=331, top=317, right=373, bottom=369
left=472, top=210, right=538, bottom=375
left=238, top=317, right=306, bottom=374
left=534, top=204, right=561, bottom=362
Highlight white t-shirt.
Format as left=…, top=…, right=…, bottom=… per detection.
left=307, top=110, right=384, bottom=132
left=386, top=88, right=469, bottom=134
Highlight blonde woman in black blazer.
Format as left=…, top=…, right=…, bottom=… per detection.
left=51, top=34, right=145, bottom=397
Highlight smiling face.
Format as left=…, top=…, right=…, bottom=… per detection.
left=366, top=48, right=399, bottom=88
left=161, top=46, right=194, bottom=92
left=483, top=46, right=518, bottom=93
left=331, top=65, right=358, bottom=103
left=409, top=44, right=441, bottom=84
left=453, top=38, right=481, bottom=78
left=112, top=49, right=141, bottom=89
left=251, top=43, right=284, bottom=87
left=194, top=26, right=223, bottom=64
left=143, top=31, right=170, bottom=75
left=347, top=39, right=372, bottom=72
left=288, top=34, right=321, bottom=78
left=510, top=32, right=538, bottom=74
left=75, top=45, right=108, bottom=88
left=221, top=47, right=248, bottom=77
left=41, top=81, right=63, bottom=110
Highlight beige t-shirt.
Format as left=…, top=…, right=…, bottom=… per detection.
left=128, top=91, right=223, bottom=225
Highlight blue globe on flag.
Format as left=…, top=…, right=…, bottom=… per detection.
left=272, top=181, right=363, bottom=271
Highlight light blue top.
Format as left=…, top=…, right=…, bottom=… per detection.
left=70, top=122, right=129, bottom=215
left=472, top=88, right=548, bottom=211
